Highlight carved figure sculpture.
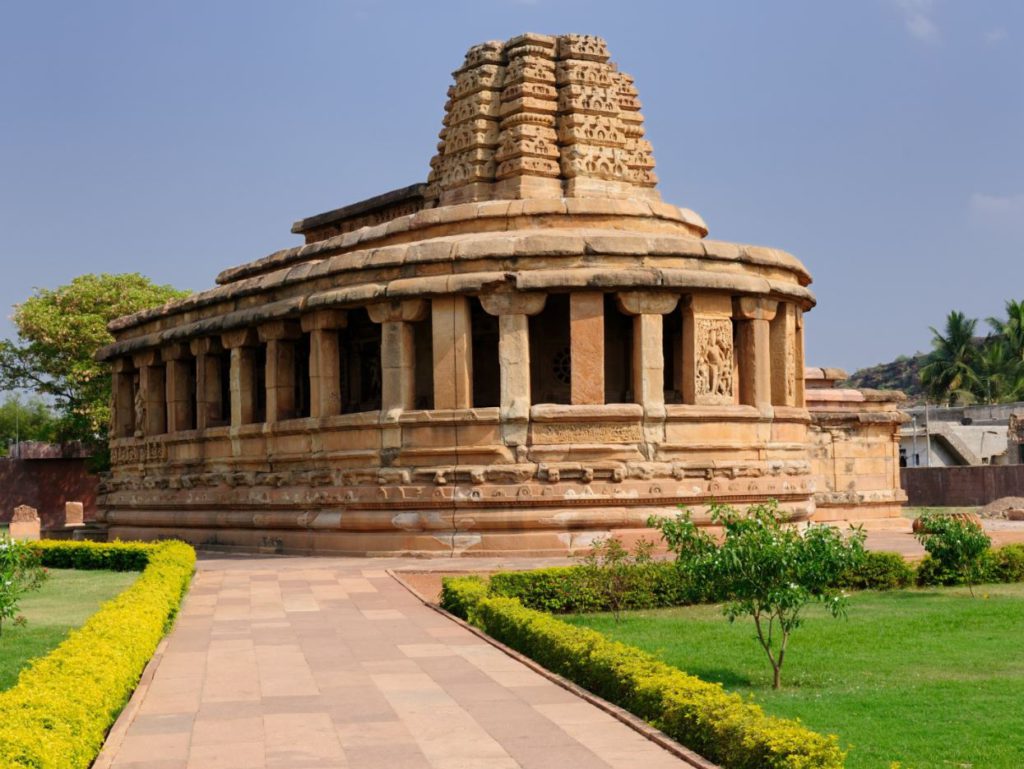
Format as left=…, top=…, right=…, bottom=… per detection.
left=696, top=319, right=733, bottom=398
left=133, top=375, right=145, bottom=437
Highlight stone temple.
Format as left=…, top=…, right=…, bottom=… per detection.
left=96, top=34, right=907, bottom=555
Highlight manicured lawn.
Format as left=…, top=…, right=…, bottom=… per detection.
left=567, top=584, right=1024, bottom=769
left=0, top=568, right=138, bottom=690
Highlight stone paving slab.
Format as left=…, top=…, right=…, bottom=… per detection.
left=96, top=555, right=699, bottom=769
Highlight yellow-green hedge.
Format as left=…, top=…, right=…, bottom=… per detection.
left=0, top=540, right=195, bottom=769
left=442, top=577, right=844, bottom=769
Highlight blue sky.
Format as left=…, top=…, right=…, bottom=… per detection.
left=1, top=1, right=1021, bottom=372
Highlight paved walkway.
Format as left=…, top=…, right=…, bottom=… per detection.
left=96, top=555, right=697, bottom=769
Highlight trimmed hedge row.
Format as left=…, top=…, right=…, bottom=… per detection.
left=32, top=540, right=152, bottom=572
left=0, top=540, right=196, bottom=769
left=489, top=561, right=704, bottom=614
left=481, top=546, right=1024, bottom=614
left=442, top=579, right=844, bottom=769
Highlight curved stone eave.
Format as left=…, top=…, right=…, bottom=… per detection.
left=107, top=228, right=812, bottom=336
left=95, top=265, right=815, bottom=361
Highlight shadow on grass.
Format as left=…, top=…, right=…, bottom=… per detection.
left=681, top=665, right=756, bottom=688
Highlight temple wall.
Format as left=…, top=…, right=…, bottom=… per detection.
left=95, top=33, right=834, bottom=556
left=100, top=287, right=814, bottom=556
left=805, top=367, right=908, bottom=526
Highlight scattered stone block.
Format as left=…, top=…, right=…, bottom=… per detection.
left=9, top=504, right=41, bottom=541
left=65, top=501, right=85, bottom=527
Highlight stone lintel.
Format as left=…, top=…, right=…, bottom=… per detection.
left=301, top=310, right=348, bottom=332
left=258, top=320, right=302, bottom=342
left=132, top=350, right=160, bottom=369
left=615, top=291, right=678, bottom=316
left=683, top=293, right=733, bottom=317
left=479, top=290, right=547, bottom=317
left=161, top=342, right=192, bottom=362
left=733, top=296, right=778, bottom=322
left=190, top=337, right=224, bottom=357
left=222, top=328, right=259, bottom=350
left=112, top=357, right=136, bottom=374
left=367, top=299, right=429, bottom=324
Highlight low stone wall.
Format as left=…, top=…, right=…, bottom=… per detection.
left=0, top=458, right=98, bottom=530
left=901, top=465, right=1024, bottom=507
left=805, top=368, right=908, bottom=526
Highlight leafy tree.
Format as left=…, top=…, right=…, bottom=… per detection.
left=0, top=395, right=59, bottom=455
left=920, top=311, right=981, bottom=405
left=914, top=513, right=991, bottom=596
left=0, top=274, right=189, bottom=446
left=650, top=501, right=866, bottom=689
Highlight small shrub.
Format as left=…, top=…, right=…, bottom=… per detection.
left=488, top=567, right=602, bottom=613
left=836, top=551, right=914, bottom=590
left=578, top=537, right=656, bottom=622
left=0, top=534, right=47, bottom=636
left=992, top=544, right=1024, bottom=583
left=914, top=512, right=991, bottom=594
left=439, top=575, right=488, bottom=620
left=488, top=561, right=707, bottom=613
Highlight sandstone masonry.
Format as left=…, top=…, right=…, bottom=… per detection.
left=96, top=34, right=904, bottom=555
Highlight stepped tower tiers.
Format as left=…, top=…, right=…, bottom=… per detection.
left=96, top=33, right=828, bottom=556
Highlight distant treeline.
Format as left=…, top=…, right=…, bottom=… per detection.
left=846, top=300, right=1024, bottom=406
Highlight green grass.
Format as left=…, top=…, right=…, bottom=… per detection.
left=567, top=585, right=1024, bottom=769
left=0, top=568, right=138, bottom=690
left=902, top=505, right=981, bottom=520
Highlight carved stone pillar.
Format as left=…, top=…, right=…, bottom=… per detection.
left=302, top=310, right=346, bottom=419
left=616, top=292, right=679, bottom=417
left=769, top=302, right=799, bottom=407
left=480, top=291, right=547, bottom=445
left=111, top=358, right=136, bottom=438
left=190, top=338, right=225, bottom=429
left=682, top=294, right=735, bottom=405
left=259, top=321, right=302, bottom=423
left=795, top=307, right=806, bottom=407
left=162, top=343, right=194, bottom=432
left=222, top=329, right=259, bottom=426
left=734, top=297, right=778, bottom=409
left=132, top=350, right=166, bottom=436
left=431, top=296, right=473, bottom=410
left=367, top=300, right=428, bottom=418
left=569, top=292, right=604, bottom=405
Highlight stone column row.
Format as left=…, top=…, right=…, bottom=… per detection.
left=111, top=292, right=807, bottom=439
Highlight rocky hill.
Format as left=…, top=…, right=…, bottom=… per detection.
left=844, top=353, right=927, bottom=400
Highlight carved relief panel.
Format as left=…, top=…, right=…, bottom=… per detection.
left=695, top=318, right=734, bottom=403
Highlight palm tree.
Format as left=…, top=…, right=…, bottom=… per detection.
left=975, top=337, right=1024, bottom=403
left=988, top=299, right=1024, bottom=362
left=920, top=311, right=981, bottom=404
